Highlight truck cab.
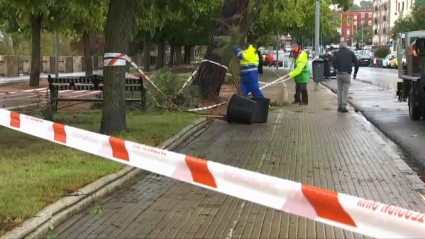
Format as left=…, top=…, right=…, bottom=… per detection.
left=397, top=31, right=425, bottom=120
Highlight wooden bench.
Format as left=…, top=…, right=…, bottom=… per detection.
left=47, top=75, right=147, bottom=111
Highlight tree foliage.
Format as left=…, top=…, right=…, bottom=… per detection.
left=353, top=24, right=373, bottom=44
left=349, top=0, right=373, bottom=10
left=390, top=2, right=425, bottom=40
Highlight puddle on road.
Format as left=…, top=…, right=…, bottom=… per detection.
left=368, top=120, right=425, bottom=182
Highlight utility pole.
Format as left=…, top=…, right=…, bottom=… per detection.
left=54, top=30, right=60, bottom=78
left=314, top=0, right=320, bottom=57
left=276, top=34, right=279, bottom=70
left=314, top=0, right=320, bottom=91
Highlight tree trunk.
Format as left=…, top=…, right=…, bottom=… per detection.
left=193, top=0, right=249, bottom=99
left=143, top=33, right=150, bottom=72
left=29, top=14, right=42, bottom=87
left=175, top=45, right=182, bottom=66
left=156, top=34, right=166, bottom=70
left=168, top=44, right=175, bottom=68
left=183, top=45, right=191, bottom=64
left=190, top=45, right=195, bottom=62
left=83, top=31, right=93, bottom=76
left=100, top=0, right=137, bottom=134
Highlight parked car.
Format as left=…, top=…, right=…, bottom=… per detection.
left=262, top=53, right=273, bottom=66
left=382, top=53, right=397, bottom=68
left=357, top=53, right=371, bottom=66
left=389, top=57, right=407, bottom=69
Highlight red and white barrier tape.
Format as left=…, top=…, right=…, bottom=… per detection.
left=0, top=108, right=423, bottom=238
left=104, top=53, right=180, bottom=109
left=187, top=75, right=291, bottom=112
left=178, top=68, right=199, bottom=95
left=201, top=59, right=228, bottom=70
left=178, top=59, right=230, bottom=95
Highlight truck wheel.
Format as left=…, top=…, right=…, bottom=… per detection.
left=409, top=87, right=422, bottom=120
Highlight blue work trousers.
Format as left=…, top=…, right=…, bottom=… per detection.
left=240, top=71, right=264, bottom=98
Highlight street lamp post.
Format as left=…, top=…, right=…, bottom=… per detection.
left=315, top=0, right=320, bottom=57
left=314, top=0, right=320, bottom=91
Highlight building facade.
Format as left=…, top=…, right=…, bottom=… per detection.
left=340, top=10, right=374, bottom=44
left=373, top=0, right=420, bottom=46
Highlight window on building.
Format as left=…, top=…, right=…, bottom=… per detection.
left=347, top=30, right=351, bottom=36
left=402, top=2, right=405, bottom=10
left=354, top=15, right=357, bottom=20
left=368, top=20, right=372, bottom=25
left=361, top=12, right=365, bottom=18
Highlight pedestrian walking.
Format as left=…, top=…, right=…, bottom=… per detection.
left=257, top=48, right=264, bottom=74
left=323, top=50, right=332, bottom=80
left=332, top=42, right=359, bottom=113
left=289, top=46, right=310, bottom=105
left=233, top=43, right=265, bottom=98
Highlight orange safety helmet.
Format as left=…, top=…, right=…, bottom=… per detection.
left=291, top=46, right=301, bottom=57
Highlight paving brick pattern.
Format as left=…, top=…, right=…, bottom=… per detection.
left=52, top=71, right=425, bottom=239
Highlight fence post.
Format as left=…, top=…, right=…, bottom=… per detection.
left=140, top=77, right=147, bottom=112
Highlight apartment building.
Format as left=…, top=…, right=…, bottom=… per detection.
left=340, top=10, right=373, bottom=44
left=373, top=0, right=421, bottom=46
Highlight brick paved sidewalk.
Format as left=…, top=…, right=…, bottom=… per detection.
left=52, top=73, right=425, bottom=239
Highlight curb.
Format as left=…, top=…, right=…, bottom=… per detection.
left=1, top=117, right=212, bottom=239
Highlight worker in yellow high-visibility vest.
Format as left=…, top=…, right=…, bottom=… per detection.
left=233, top=43, right=265, bottom=99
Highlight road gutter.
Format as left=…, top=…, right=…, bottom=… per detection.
left=1, top=117, right=212, bottom=239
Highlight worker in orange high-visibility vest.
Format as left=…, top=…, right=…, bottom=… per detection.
left=289, top=46, right=310, bottom=105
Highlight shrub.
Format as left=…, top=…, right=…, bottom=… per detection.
left=374, top=47, right=391, bottom=58
left=149, top=68, right=200, bottom=110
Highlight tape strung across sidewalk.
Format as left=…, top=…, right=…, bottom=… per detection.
left=187, top=75, right=291, bottom=112
left=1, top=109, right=423, bottom=238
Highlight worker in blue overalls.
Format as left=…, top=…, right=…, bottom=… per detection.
left=233, top=43, right=265, bottom=99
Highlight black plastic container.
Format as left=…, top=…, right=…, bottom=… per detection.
left=226, top=94, right=257, bottom=124
left=251, top=98, right=270, bottom=123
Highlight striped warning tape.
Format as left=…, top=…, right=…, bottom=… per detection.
left=104, top=53, right=180, bottom=110
left=0, top=108, right=423, bottom=238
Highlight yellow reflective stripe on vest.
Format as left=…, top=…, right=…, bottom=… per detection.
left=240, top=45, right=259, bottom=67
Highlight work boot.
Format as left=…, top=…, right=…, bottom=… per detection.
left=293, top=91, right=301, bottom=104
left=301, top=90, right=308, bottom=105
left=340, top=108, right=349, bottom=113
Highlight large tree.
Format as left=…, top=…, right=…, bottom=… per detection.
left=0, top=0, right=71, bottom=87
left=349, top=0, right=373, bottom=10
left=193, top=0, right=352, bottom=99
left=353, top=24, right=373, bottom=45
left=67, top=0, right=108, bottom=76
left=192, top=0, right=251, bottom=99
left=100, top=0, right=138, bottom=134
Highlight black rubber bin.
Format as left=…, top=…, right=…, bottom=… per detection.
left=251, top=98, right=270, bottom=123
left=226, top=94, right=257, bottom=124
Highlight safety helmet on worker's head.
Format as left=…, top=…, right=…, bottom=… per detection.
left=291, top=46, right=301, bottom=57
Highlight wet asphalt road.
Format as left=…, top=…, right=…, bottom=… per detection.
left=322, top=66, right=425, bottom=168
